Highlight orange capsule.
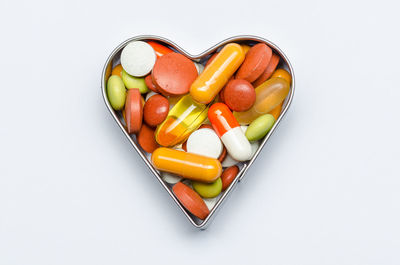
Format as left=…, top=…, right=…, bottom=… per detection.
left=268, top=102, right=283, bottom=120
left=147, top=41, right=174, bottom=58
left=151, top=147, right=222, bottom=183
left=190, top=43, right=245, bottom=104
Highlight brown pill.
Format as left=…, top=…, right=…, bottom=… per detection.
left=173, top=182, right=210, bottom=220
left=236, top=43, right=272, bottom=82
left=125, top=89, right=143, bottom=134
left=143, top=94, right=169, bottom=127
left=221, top=165, right=239, bottom=191
left=253, top=53, right=280, bottom=87
left=137, top=124, right=159, bottom=153
left=145, top=74, right=159, bottom=92
left=205, top=52, right=219, bottom=68
left=152, top=52, right=198, bottom=96
left=224, top=79, right=256, bottom=112
left=218, top=146, right=227, bottom=163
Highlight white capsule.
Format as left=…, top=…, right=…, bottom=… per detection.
left=221, top=127, right=252, bottom=161
left=121, top=41, right=156, bottom=77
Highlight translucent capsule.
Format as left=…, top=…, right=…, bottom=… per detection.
left=233, top=77, right=290, bottom=125
left=155, top=95, right=208, bottom=147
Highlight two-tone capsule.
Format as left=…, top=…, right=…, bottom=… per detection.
left=208, top=103, right=252, bottom=161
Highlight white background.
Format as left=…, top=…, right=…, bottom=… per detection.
left=1, top=0, right=399, bottom=264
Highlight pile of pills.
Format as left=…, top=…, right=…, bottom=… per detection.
left=106, top=40, right=291, bottom=220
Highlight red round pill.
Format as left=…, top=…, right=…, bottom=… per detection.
left=145, top=74, right=159, bottom=93
left=137, top=124, right=159, bottom=153
left=152, top=52, right=198, bottom=96
left=223, top=79, right=256, bottom=112
left=236, top=43, right=272, bottom=82
left=221, top=165, right=239, bottom=191
left=143, top=94, right=169, bottom=127
left=125, top=89, right=143, bottom=134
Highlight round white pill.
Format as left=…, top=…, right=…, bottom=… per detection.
left=221, top=153, right=239, bottom=167
left=162, top=172, right=182, bottom=184
left=121, top=41, right=156, bottom=77
left=186, top=128, right=223, bottom=159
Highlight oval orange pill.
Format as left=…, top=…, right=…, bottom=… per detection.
left=143, top=94, right=169, bottom=127
left=145, top=74, right=159, bottom=93
left=173, top=182, right=210, bottom=220
left=221, top=165, right=239, bottom=191
left=253, top=53, right=280, bottom=87
left=147, top=41, right=174, bottom=58
left=236, top=43, right=272, bottom=82
left=269, top=102, right=283, bottom=120
left=224, top=79, right=256, bottom=112
left=152, top=52, right=198, bottom=96
left=112, top=64, right=123, bottom=77
left=271, top=68, right=292, bottom=84
left=125, top=89, right=143, bottom=134
left=137, top=124, right=159, bottom=153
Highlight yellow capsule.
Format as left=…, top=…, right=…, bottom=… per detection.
left=241, top=44, right=251, bottom=55
left=190, top=43, right=245, bottom=104
left=233, top=78, right=290, bottom=125
left=152, top=147, right=222, bottom=183
left=271, top=68, right=292, bottom=84
left=155, top=95, right=208, bottom=147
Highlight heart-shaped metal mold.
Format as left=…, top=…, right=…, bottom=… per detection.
left=101, top=35, right=295, bottom=229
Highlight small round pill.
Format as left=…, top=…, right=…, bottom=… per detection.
left=143, top=94, right=169, bottom=127
left=224, top=79, right=256, bottom=112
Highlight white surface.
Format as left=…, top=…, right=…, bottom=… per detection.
left=187, top=128, right=223, bottom=158
left=0, top=0, right=400, bottom=265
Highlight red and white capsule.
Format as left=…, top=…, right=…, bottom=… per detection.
left=208, top=103, right=252, bottom=161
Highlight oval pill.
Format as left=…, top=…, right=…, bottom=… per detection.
left=147, top=41, right=174, bottom=57
left=107, top=75, right=126, bottom=110
left=137, top=123, right=159, bottom=153
left=151, top=147, right=222, bottom=183
left=221, top=165, right=239, bottom=191
left=121, top=69, right=149, bottom=93
left=271, top=68, right=292, bottom=84
left=245, top=114, right=275, bottom=141
left=172, top=182, right=210, bottom=220
left=121, top=41, right=156, bottom=77
left=192, top=177, right=222, bottom=198
left=236, top=43, right=272, bottom=82
left=190, top=43, right=245, bottom=104
left=208, top=103, right=252, bottom=161
left=253, top=53, right=280, bottom=87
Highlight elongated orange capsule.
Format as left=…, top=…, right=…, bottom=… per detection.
left=151, top=147, right=222, bottom=183
left=190, top=43, right=245, bottom=104
left=233, top=77, right=290, bottom=125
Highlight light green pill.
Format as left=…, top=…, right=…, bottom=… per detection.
left=192, top=178, right=222, bottom=198
left=245, top=114, right=275, bottom=141
left=107, top=75, right=126, bottom=110
left=121, top=69, right=149, bottom=93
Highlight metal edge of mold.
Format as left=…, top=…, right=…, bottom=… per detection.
left=101, top=35, right=295, bottom=229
